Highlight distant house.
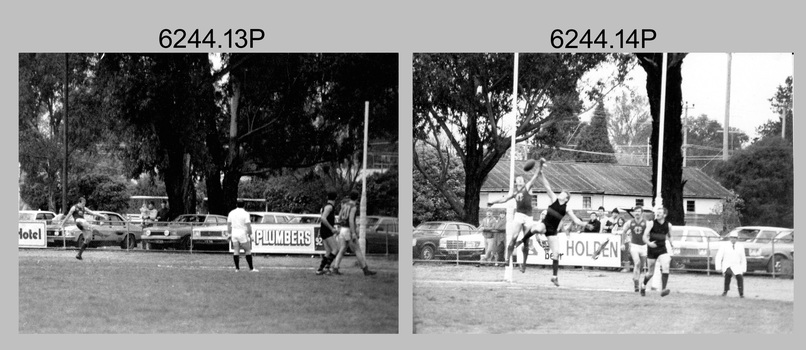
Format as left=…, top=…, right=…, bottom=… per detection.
left=481, top=159, right=733, bottom=232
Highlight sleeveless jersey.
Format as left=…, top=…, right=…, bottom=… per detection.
left=337, top=201, right=356, bottom=226
left=515, top=187, right=532, bottom=215
left=627, top=219, right=647, bottom=245
left=320, top=203, right=336, bottom=239
left=648, top=219, right=670, bottom=255
left=71, top=205, right=86, bottom=220
left=542, top=199, right=567, bottom=234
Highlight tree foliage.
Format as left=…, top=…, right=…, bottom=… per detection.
left=683, top=113, right=748, bottom=176
left=413, top=53, right=624, bottom=225
left=716, top=137, right=793, bottom=227
left=756, top=76, right=793, bottom=143
left=413, top=146, right=464, bottom=226
left=575, top=103, right=616, bottom=163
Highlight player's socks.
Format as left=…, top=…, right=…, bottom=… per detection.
left=661, top=273, right=668, bottom=290
left=246, top=255, right=254, bottom=270
left=633, top=279, right=639, bottom=292
left=520, top=244, right=529, bottom=273
left=233, top=255, right=240, bottom=270
left=552, top=259, right=559, bottom=275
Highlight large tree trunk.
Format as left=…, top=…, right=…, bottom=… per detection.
left=164, top=149, right=197, bottom=218
left=637, top=53, right=687, bottom=225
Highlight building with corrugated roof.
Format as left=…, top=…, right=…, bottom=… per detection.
left=482, top=159, right=733, bottom=231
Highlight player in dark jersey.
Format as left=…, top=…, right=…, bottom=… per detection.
left=316, top=191, right=340, bottom=275
left=640, top=206, right=674, bottom=297
left=59, top=197, right=107, bottom=260
left=486, top=159, right=543, bottom=272
left=520, top=166, right=589, bottom=286
left=624, top=206, right=648, bottom=292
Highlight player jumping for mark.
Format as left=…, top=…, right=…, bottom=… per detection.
left=520, top=164, right=590, bottom=286
left=486, top=159, right=543, bottom=272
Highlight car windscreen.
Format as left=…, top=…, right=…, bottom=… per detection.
left=414, top=223, right=442, bottom=234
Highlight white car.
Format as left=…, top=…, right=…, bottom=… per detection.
left=437, top=227, right=485, bottom=260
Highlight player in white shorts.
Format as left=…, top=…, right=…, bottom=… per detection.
left=623, top=206, right=648, bottom=292
left=226, top=201, right=257, bottom=272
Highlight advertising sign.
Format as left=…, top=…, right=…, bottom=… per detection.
left=19, top=221, right=47, bottom=248
left=231, top=223, right=323, bottom=254
left=517, top=233, right=622, bottom=268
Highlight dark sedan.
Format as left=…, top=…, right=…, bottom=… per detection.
left=413, top=221, right=477, bottom=260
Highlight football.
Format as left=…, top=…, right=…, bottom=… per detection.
left=523, top=159, right=536, bottom=171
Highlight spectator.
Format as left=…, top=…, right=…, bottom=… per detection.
left=602, top=208, right=619, bottom=233
left=156, top=200, right=170, bottom=223
left=716, top=231, right=747, bottom=298
left=494, top=212, right=507, bottom=264
left=583, top=212, right=600, bottom=233
left=478, top=211, right=497, bottom=266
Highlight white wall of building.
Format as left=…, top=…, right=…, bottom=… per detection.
left=482, top=192, right=722, bottom=215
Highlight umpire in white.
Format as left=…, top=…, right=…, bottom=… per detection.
left=715, top=231, right=747, bottom=298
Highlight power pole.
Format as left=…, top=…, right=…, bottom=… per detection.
left=683, top=102, right=694, bottom=167
left=62, top=53, right=69, bottom=214
left=723, top=53, right=732, bottom=161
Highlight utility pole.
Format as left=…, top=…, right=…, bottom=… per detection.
left=62, top=53, right=69, bottom=214
left=723, top=53, right=732, bottom=161
left=683, top=102, right=694, bottom=167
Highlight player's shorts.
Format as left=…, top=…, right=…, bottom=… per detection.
left=513, top=212, right=534, bottom=226
left=647, top=246, right=668, bottom=260
left=338, top=226, right=356, bottom=241
left=76, top=218, right=89, bottom=231
left=230, top=230, right=250, bottom=244
left=232, top=239, right=252, bottom=254
left=629, top=243, right=648, bottom=259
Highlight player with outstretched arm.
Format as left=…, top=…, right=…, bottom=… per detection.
left=60, top=197, right=107, bottom=260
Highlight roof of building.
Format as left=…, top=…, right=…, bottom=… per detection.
left=482, top=159, right=733, bottom=199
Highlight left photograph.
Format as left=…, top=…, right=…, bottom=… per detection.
left=18, top=53, right=399, bottom=333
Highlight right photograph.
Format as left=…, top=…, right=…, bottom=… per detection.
left=411, top=52, right=794, bottom=333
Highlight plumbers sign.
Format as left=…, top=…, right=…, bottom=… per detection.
left=517, top=233, right=622, bottom=268
left=19, top=221, right=47, bottom=248
left=232, top=224, right=323, bottom=254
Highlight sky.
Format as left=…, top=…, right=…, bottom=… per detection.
left=604, top=52, right=794, bottom=140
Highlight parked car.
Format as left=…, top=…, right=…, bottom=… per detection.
left=249, top=212, right=295, bottom=225
left=413, top=221, right=477, bottom=260
left=722, top=226, right=794, bottom=274
left=289, top=214, right=321, bottom=225
left=437, top=227, right=485, bottom=260
left=142, top=214, right=227, bottom=250
left=19, top=210, right=57, bottom=223
left=365, top=216, right=399, bottom=254
left=669, top=226, right=722, bottom=270
left=47, top=211, right=142, bottom=249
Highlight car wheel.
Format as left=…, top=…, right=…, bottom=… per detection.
left=671, top=259, right=686, bottom=270
left=767, top=254, right=789, bottom=274
left=179, top=236, right=191, bottom=250
left=121, top=234, right=137, bottom=250
left=420, top=245, right=435, bottom=260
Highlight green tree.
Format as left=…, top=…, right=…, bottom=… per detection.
left=18, top=53, right=113, bottom=213
left=413, top=147, right=464, bottom=226
left=66, top=173, right=131, bottom=213
left=575, top=102, right=616, bottom=163
left=716, top=137, right=793, bottom=227
left=756, top=76, right=793, bottom=143
left=683, top=114, right=748, bottom=175
left=635, top=53, right=688, bottom=225
left=414, top=53, right=624, bottom=225
left=205, top=53, right=398, bottom=215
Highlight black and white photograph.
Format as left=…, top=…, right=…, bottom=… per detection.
left=17, top=52, right=399, bottom=333
left=412, top=52, right=794, bottom=333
